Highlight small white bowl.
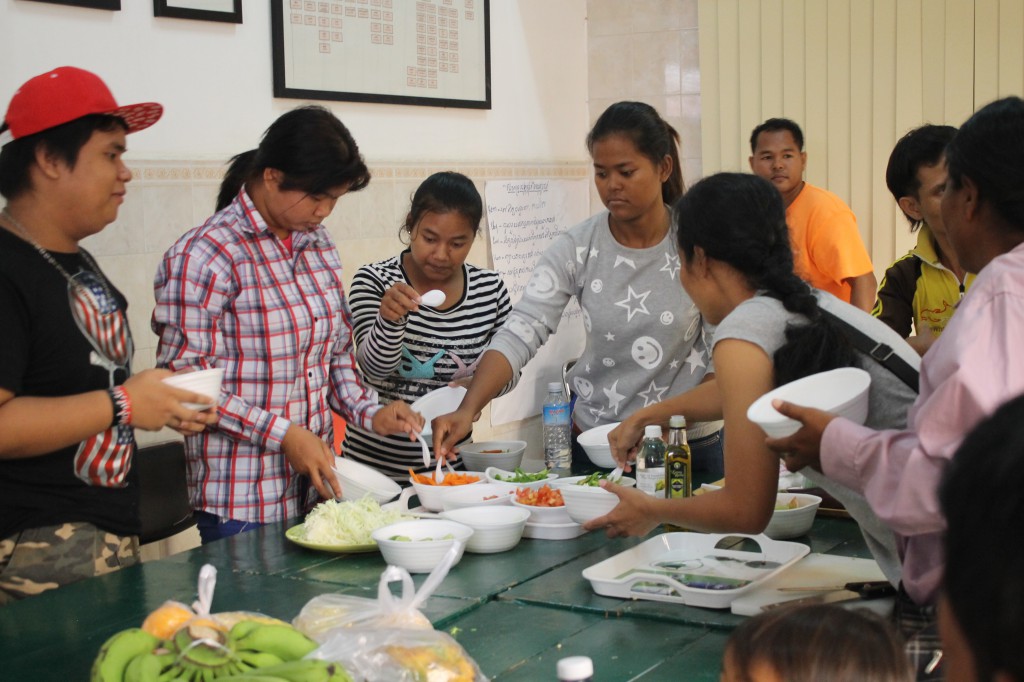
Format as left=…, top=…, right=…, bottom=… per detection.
left=439, top=506, right=531, bottom=553
left=372, top=519, right=474, bottom=573
left=458, top=441, right=527, bottom=472
left=560, top=484, right=621, bottom=524
left=162, top=368, right=224, bottom=410
left=404, top=472, right=484, bottom=512
left=440, top=483, right=514, bottom=511
left=511, top=497, right=571, bottom=524
left=576, top=422, right=620, bottom=468
left=747, top=368, right=872, bottom=438
left=333, top=457, right=401, bottom=504
left=551, top=475, right=636, bottom=489
left=410, top=386, right=468, bottom=436
left=484, top=466, right=557, bottom=491
left=763, top=493, right=822, bottom=539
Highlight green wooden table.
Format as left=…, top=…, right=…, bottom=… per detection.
left=0, top=513, right=869, bottom=680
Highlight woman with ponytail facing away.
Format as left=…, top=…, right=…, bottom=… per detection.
left=591, top=173, right=917, bottom=592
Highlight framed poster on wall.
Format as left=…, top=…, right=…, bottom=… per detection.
left=25, top=0, right=120, bottom=9
left=153, top=0, right=242, bottom=24
left=271, top=0, right=490, bottom=109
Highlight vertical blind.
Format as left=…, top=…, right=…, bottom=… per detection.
left=698, top=0, right=1024, bottom=273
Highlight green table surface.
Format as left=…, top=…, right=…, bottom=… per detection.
left=0, top=511, right=871, bottom=680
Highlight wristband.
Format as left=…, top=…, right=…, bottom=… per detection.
left=108, top=385, right=133, bottom=427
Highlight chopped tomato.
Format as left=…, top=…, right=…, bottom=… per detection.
left=515, top=484, right=564, bottom=507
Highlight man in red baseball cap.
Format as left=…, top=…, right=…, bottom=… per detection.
left=0, top=67, right=215, bottom=603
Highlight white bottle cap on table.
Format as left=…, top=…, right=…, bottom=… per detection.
left=557, top=655, right=594, bottom=680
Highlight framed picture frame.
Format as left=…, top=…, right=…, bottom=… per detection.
left=26, top=0, right=120, bottom=9
left=271, top=0, right=490, bottom=110
left=153, top=0, right=241, bottom=24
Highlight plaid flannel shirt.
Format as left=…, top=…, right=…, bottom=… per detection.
left=152, top=190, right=380, bottom=524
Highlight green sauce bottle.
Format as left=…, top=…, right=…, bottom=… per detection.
left=664, top=415, right=692, bottom=531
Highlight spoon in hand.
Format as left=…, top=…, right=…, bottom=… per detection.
left=420, top=289, right=446, bottom=307
left=416, top=432, right=431, bottom=469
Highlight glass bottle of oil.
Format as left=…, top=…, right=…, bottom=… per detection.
left=664, top=415, right=692, bottom=531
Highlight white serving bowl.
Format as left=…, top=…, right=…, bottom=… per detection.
left=576, top=422, right=620, bottom=468
left=458, top=441, right=527, bottom=472
left=410, top=386, right=468, bottom=436
left=162, top=368, right=224, bottom=410
left=511, top=497, right=571, bottom=524
left=440, top=483, right=515, bottom=511
left=763, top=493, right=822, bottom=539
left=552, top=475, right=636, bottom=489
left=371, top=519, right=474, bottom=573
left=333, top=457, right=401, bottom=504
left=439, top=506, right=531, bottom=553
left=559, top=484, right=621, bottom=524
left=747, top=368, right=872, bottom=438
left=484, top=466, right=558, bottom=491
left=402, top=472, right=484, bottom=512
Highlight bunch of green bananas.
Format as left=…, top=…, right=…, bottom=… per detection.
left=90, top=620, right=350, bottom=682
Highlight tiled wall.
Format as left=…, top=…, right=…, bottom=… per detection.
left=586, top=0, right=702, bottom=210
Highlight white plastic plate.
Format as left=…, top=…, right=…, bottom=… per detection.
left=582, top=532, right=809, bottom=609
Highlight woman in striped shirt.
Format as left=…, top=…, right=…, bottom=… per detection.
left=343, top=172, right=512, bottom=483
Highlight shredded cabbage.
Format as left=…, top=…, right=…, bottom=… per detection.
left=301, top=498, right=409, bottom=545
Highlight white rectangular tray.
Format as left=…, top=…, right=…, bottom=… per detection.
left=582, top=532, right=810, bottom=609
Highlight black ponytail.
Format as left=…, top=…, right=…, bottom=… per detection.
left=675, top=173, right=857, bottom=386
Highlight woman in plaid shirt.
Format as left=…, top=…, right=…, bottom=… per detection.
left=153, top=107, right=422, bottom=543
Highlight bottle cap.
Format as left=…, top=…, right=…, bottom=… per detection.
left=547, top=381, right=564, bottom=393
left=669, top=415, right=687, bottom=428
left=557, top=655, right=594, bottom=679
left=644, top=425, right=663, bottom=439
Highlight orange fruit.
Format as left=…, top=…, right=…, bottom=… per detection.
left=141, top=601, right=195, bottom=640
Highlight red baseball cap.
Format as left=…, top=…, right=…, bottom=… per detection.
left=0, top=66, right=163, bottom=146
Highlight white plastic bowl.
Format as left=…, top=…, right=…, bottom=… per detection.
left=439, top=506, right=531, bottom=553
left=401, top=472, right=484, bottom=512
left=763, top=493, right=822, bottom=539
left=410, top=386, right=468, bottom=436
left=162, top=368, right=224, bottom=410
left=747, top=368, right=872, bottom=438
left=333, top=457, right=401, bottom=504
left=440, top=483, right=515, bottom=511
left=484, top=466, right=557, bottom=491
left=371, top=519, right=474, bottom=573
left=559, top=484, right=621, bottom=524
left=458, top=441, right=527, bottom=472
left=510, top=497, right=571, bottom=524
left=552, top=475, right=636, bottom=489
left=576, top=422, right=620, bottom=468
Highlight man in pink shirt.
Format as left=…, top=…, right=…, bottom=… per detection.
left=766, top=96, right=1024, bottom=680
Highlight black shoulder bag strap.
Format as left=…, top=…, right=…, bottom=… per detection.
left=823, top=310, right=920, bottom=392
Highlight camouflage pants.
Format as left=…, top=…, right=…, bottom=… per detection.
left=0, top=522, right=139, bottom=606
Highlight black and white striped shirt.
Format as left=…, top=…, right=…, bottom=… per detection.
left=342, top=250, right=512, bottom=482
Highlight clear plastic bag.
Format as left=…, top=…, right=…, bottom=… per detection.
left=298, top=542, right=488, bottom=681
left=311, top=627, right=485, bottom=682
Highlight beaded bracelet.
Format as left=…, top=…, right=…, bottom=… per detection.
left=107, top=385, right=133, bottom=428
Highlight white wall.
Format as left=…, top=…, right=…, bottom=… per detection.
left=0, top=0, right=589, bottom=164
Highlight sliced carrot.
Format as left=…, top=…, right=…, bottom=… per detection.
left=408, top=468, right=439, bottom=486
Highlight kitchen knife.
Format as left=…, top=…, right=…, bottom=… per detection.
left=776, top=580, right=895, bottom=597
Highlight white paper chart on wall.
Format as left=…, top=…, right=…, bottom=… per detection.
left=275, top=0, right=489, bottom=107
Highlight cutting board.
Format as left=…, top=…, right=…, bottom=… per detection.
left=730, top=553, right=890, bottom=616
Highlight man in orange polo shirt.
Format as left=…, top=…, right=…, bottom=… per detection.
left=749, top=118, right=877, bottom=311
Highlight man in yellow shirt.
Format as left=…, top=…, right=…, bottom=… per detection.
left=750, top=118, right=877, bottom=311
left=873, top=124, right=973, bottom=355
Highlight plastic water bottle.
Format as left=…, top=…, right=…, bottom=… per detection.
left=557, top=655, right=594, bottom=681
left=543, top=381, right=572, bottom=472
left=636, top=424, right=666, bottom=497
